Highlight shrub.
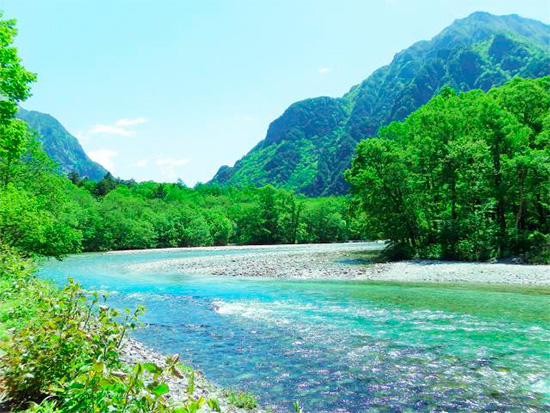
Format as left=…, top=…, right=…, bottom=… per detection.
left=225, top=389, right=258, bottom=409
left=0, top=248, right=228, bottom=412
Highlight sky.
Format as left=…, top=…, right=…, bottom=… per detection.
left=2, top=0, right=550, bottom=185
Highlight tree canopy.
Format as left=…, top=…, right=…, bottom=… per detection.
left=346, top=77, right=550, bottom=262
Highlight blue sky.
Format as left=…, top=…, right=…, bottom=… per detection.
left=3, top=0, right=550, bottom=184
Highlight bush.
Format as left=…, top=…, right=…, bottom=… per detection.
left=0, top=248, right=228, bottom=412
left=225, top=389, right=258, bottom=409
left=525, top=232, right=550, bottom=264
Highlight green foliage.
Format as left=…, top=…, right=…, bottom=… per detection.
left=0, top=244, right=38, bottom=340
left=0, top=186, right=82, bottom=258
left=211, top=12, right=550, bottom=196
left=0, top=12, right=36, bottom=188
left=0, top=14, right=36, bottom=119
left=347, top=77, right=550, bottom=262
left=0, top=247, right=236, bottom=412
left=1, top=275, right=140, bottom=404
left=225, top=389, right=258, bottom=410
left=0, top=119, right=28, bottom=187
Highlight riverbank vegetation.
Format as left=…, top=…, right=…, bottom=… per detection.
left=347, top=77, right=550, bottom=263
left=0, top=245, right=234, bottom=412
left=1, top=161, right=365, bottom=258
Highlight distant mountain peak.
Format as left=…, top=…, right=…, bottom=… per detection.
left=16, top=108, right=108, bottom=180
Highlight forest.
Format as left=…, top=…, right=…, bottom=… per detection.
left=0, top=10, right=363, bottom=261
left=1, top=154, right=365, bottom=259
left=346, top=77, right=550, bottom=263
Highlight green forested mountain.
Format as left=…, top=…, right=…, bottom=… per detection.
left=16, top=108, right=108, bottom=180
left=211, top=12, right=550, bottom=196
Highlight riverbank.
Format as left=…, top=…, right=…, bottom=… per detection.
left=124, top=242, right=550, bottom=286
left=0, top=247, right=263, bottom=412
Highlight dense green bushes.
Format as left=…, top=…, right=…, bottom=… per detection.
left=347, top=77, right=550, bottom=262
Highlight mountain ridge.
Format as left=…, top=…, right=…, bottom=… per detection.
left=210, top=12, right=550, bottom=196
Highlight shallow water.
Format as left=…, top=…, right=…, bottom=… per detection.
left=39, top=244, right=550, bottom=412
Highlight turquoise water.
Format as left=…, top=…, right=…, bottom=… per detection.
left=39, top=246, right=550, bottom=412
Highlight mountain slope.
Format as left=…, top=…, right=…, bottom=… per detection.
left=211, top=12, right=550, bottom=196
left=16, top=108, right=108, bottom=180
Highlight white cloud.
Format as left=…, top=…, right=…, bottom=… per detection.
left=155, top=156, right=190, bottom=181
left=136, top=159, right=149, bottom=167
left=89, top=124, right=136, bottom=137
left=318, top=67, right=331, bottom=75
left=115, top=117, right=149, bottom=126
left=79, top=116, right=149, bottom=140
left=88, top=149, right=118, bottom=172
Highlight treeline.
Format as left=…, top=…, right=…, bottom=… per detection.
left=1, top=151, right=366, bottom=259
left=347, top=77, right=550, bottom=263
left=70, top=174, right=365, bottom=252
left=0, top=26, right=366, bottom=261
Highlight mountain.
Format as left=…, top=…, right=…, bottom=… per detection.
left=210, top=12, right=550, bottom=196
left=16, top=108, right=108, bottom=180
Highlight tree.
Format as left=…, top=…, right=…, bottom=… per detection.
left=0, top=13, right=37, bottom=187
left=94, top=173, right=118, bottom=197
left=347, top=77, right=550, bottom=262
left=68, top=171, right=82, bottom=186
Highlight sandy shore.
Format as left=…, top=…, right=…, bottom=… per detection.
left=121, top=338, right=264, bottom=412
left=126, top=242, right=550, bottom=286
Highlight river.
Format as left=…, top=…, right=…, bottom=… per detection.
left=39, top=243, right=550, bottom=412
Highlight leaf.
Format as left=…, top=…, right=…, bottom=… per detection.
left=99, top=378, right=114, bottom=389
left=149, top=382, right=169, bottom=396
left=207, top=398, right=221, bottom=412
left=142, top=362, right=162, bottom=375
left=92, top=361, right=104, bottom=373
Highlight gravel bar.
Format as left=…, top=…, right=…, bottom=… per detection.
left=124, top=242, right=550, bottom=286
